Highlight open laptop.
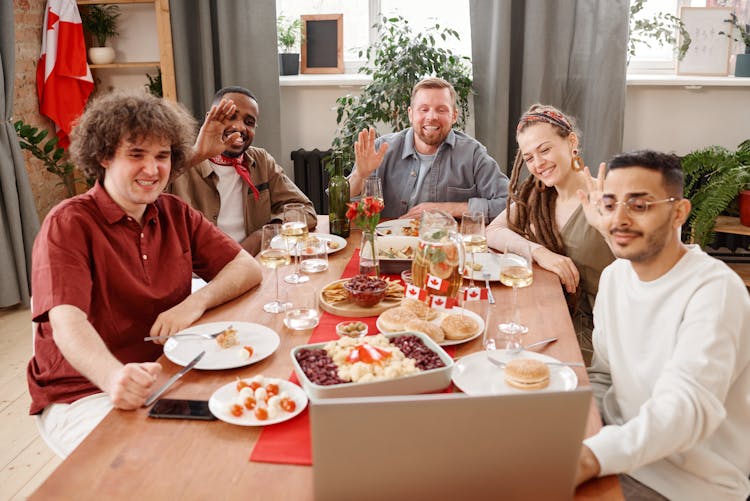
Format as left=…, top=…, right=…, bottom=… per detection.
left=310, top=388, right=591, bottom=501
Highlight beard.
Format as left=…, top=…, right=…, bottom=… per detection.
left=609, top=215, right=673, bottom=264
left=413, top=125, right=449, bottom=147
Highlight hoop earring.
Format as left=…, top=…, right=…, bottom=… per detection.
left=535, top=178, right=546, bottom=192
left=571, top=149, right=584, bottom=172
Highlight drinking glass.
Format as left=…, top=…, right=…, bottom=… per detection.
left=460, top=212, right=487, bottom=287
left=298, top=236, right=328, bottom=273
left=282, top=203, right=310, bottom=284
left=498, top=243, right=533, bottom=352
left=259, top=224, right=292, bottom=314
left=362, top=176, right=383, bottom=203
left=283, top=285, right=320, bottom=331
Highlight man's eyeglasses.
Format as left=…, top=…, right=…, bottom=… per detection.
left=596, top=197, right=678, bottom=216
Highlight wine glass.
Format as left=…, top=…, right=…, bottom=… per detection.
left=460, top=212, right=486, bottom=287
left=498, top=243, right=533, bottom=352
left=362, top=176, right=383, bottom=203
left=259, top=224, right=292, bottom=314
left=282, top=203, right=310, bottom=284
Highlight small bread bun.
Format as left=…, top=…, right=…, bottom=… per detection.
left=378, top=307, right=417, bottom=332
left=401, top=298, right=439, bottom=320
left=440, top=314, right=479, bottom=340
left=503, top=359, right=550, bottom=390
left=405, top=319, right=445, bottom=343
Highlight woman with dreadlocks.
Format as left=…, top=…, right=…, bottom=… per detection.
left=486, top=104, right=613, bottom=365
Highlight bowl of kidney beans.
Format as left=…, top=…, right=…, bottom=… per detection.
left=343, top=274, right=388, bottom=307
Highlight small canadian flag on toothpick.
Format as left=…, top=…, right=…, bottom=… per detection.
left=425, top=274, right=449, bottom=293
left=463, top=287, right=489, bottom=302
left=405, top=284, right=428, bottom=301
left=430, top=295, right=457, bottom=310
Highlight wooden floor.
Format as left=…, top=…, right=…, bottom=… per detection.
left=0, top=306, right=61, bottom=501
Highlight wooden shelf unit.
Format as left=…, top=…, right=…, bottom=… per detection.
left=713, top=216, right=750, bottom=286
left=78, top=0, right=176, bottom=100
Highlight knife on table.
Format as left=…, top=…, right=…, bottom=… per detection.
left=144, top=350, right=205, bottom=407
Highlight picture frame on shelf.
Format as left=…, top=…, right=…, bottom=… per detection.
left=301, top=14, right=343, bottom=74
left=677, top=7, right=733, bottom=76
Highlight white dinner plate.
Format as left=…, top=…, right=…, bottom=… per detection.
left=452, top=350, right=578, bottom=396
left=271, top=233, right=347, bottom=255
left=208, top=377, right=308, bottom=426
left=376, top=219, right=420, bottom=237
left=164, top=321, right=280, bottom=370
left=463, top=252, right=503, bottom=282
left=376, top=306, right=485, bottom=346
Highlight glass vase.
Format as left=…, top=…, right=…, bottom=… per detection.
left=359, top=230, right=379, bottom=277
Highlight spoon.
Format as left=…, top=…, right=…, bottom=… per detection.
left=524, top=337, right=557, bottom=350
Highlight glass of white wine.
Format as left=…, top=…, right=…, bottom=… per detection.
left=259, top=223, right=292, bottom=314
left=498, top=243, right=533, bottom=352
left=282, top=203, right=310, bottom=284
left=460, top=211, right=486, bottom=287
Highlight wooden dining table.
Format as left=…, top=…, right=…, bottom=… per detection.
left=30, top=218, right=622, bottom=500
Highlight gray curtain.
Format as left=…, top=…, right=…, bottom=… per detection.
left=470, top=0, right=629, bottom=174
left=169, top=0, right=282, bottom=161
left=0, top=1, right=39, bottom=308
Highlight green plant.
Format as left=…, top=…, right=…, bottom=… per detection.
left=81, top=4, right=120, bottom=47
left=13, top=120, right=91, bottom=198
left=682, top=140, right=750, bottom=246
left=145, top=69, right=163, bottom=97
left=628, top=0, right=691, bottom=62
left=719, top=12, right=750, bottom=52
left=277, top=14, right=302, bottom=53
left=331, top=15, right=473, bottom=173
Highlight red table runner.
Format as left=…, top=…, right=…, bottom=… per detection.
left=249, top=250, right=456, bottom=465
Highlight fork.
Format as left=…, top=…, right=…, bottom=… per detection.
left=143, top=325, right=232, bottom=342
left=482, top=272, right=496, bottom=304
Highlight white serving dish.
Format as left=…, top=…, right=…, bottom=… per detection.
left=373, top=235, right=419, bottom=275
left=290, top=331, right=454, bottom=399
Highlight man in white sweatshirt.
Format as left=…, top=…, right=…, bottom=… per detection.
left=575, top=150, right=750, bottom=500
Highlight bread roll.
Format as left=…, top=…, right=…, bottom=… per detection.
left=378, top=307, right=416, bottom=332
left=401, top=298, right=439, bottom=320
left=503, top=358, right=550, bottom=390
left=405, top=319, right=445, bottom=343
left=439, top=314, right=479, bottom=340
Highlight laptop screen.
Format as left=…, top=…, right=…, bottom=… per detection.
left=311, top=389, right=591, bottom=501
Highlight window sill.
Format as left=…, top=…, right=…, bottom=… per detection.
left=279, top=74, right=372, bottom=87
left=627, top=74, right=750, bottom=88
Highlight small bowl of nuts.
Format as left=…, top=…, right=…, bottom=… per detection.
left=343, top=274, right=388, bottom=307
left=336, top=321, right=368, bottom=338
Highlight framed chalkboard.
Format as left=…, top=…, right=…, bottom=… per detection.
left=301, top=14, right=343, bottom=74
left=677, top=7, right=733, bottom=76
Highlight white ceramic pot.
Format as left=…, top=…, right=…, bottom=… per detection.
left=88, top=47, right=115, bottom=65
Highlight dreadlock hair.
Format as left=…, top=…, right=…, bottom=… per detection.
left=506, top=104, right=581, bottom=256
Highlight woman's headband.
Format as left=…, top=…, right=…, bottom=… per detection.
left=516, top=110, right=572, bottom=134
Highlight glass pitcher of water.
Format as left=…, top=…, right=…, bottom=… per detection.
left=411, top=210, right=465, bottom=298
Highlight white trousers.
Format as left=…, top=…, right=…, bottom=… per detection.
left=36, top=393, right=113, bottom=458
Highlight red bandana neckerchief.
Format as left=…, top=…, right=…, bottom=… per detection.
left=210, top=154, right=260, bottom=200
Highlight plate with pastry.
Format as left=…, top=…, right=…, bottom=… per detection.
left=164, top=321, right=280, bottom=370
left=462, top=252, right=503, bottom=281
left=375, top=218, right=420, bottom=237
left=208, top=375, right=308, bottom=426
left=451, top=350, right=578, bottom=396
left=376, top=298, right=484, bottom=346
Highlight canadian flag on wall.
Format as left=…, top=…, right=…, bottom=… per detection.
left=36, top=0, right=94, bottom=148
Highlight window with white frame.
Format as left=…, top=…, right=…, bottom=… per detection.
left=275, top=0, right=472, bottom=73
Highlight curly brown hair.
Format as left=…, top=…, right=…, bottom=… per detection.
left=506, top=104, right=581, bottom=255
left=69, top=90, right=197, bottom=183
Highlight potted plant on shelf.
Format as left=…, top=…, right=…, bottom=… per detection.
left=719, top=12, right=750, bottom=77
left=81, top=4, right=120, bottom=65
left=277, top=14, right=302, bottom=76
left=332, top=15, right=473, bottom=170
left=682, top=139, right=750, bottom=245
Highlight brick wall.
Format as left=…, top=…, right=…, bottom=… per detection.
left=13, top=0, right=75, bottom=220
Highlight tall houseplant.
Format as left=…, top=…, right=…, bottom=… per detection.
left=719, top=12, right=750, bottom=77
left=277, top=14, right=302, bottom=75
left=81, top=4, right=120, bottom=64
left=332, top=16, right=473, bottom=171
left=682, top=140, right=750, bottom=246
left=628, top=0, right=691, bottom=64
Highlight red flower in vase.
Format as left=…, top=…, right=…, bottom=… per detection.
left=346, top=196, right=384, bottom=233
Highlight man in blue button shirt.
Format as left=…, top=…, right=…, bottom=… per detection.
left=350, top=77, right=509, bottom=220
